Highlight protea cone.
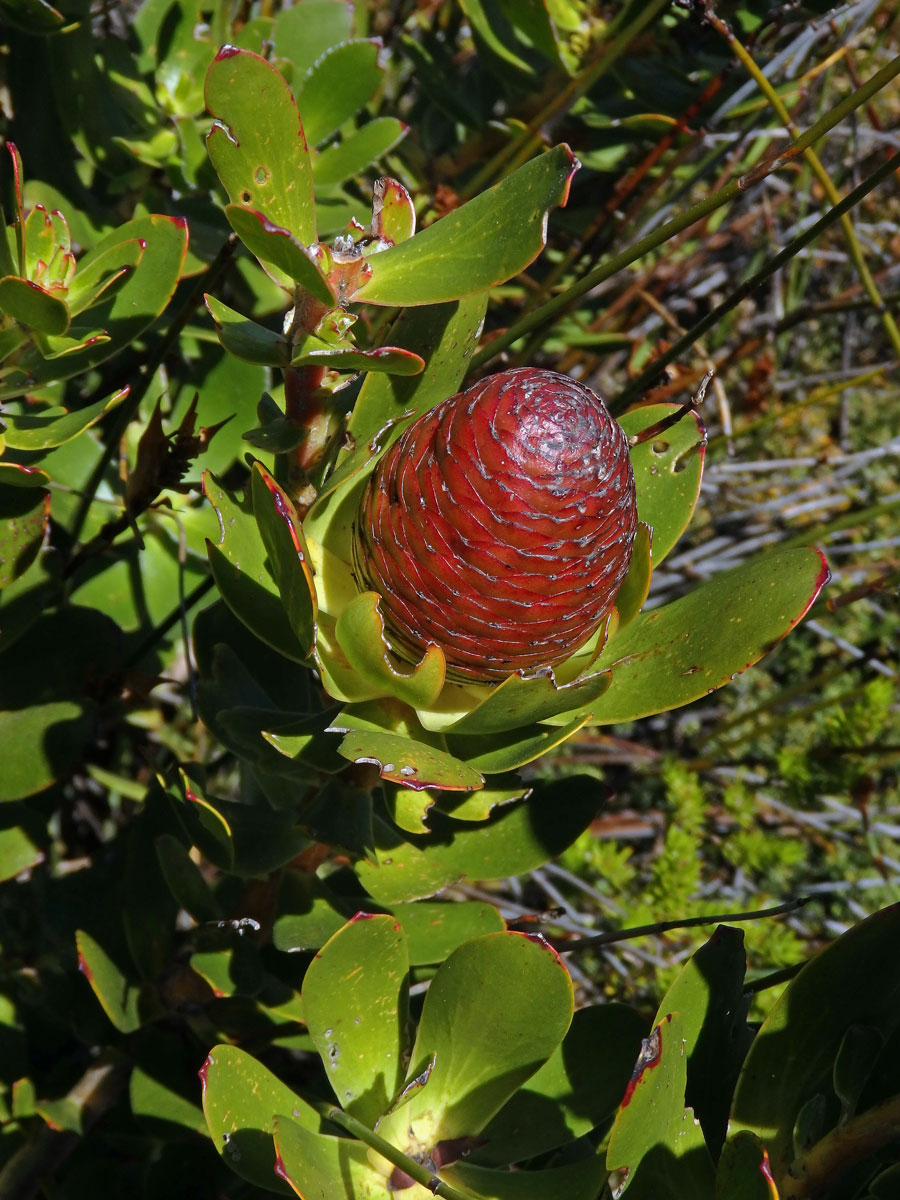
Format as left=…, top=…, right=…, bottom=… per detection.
left=353, top=367, right=638, bottom=682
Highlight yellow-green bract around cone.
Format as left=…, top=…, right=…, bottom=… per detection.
left=354, top=367, right=637, bottom=681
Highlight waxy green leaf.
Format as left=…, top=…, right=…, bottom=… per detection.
left=205, top=46, right=316, bottom=245
left=606, top=1012, right=716, bottom=1198
left=588, top=547, right=830, bottom=725
left=336, top=727, right=484, bottom=793
left=75, top=929, right=143, bottom=1034
left=302, top=914, right=409, bottom=1126
left=715, top=1132, right=779, bottom=1200
left=358, top=145, right=577, bottom=305
left=0, top=275, right=69, bottom=334
left=204, top=472, right=309, bottom=663
left=620, top=404, right=706, bottom=566
left=336, top=591, right=445, bottom=709
left=1, top=388, right=126, bottom=451
left=205, top=294, right=291, bottom=366
left=273, top=1118, right=376, bottom=1199
left=314, top=120, right=408, bottom=189
left=202, top=1044, right=314, bottom=1194
left=294, top=39, right=384, bottom=147
left=357, top=775, right=603, bottom=903
left=225, top=204, right=334, bottom=304
left=380, top=932, right=572, bottom=1148
left=251, top=463, right=318, bottom=658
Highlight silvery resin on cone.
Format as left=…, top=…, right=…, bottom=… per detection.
left=354, top=367, right=638, bottom=681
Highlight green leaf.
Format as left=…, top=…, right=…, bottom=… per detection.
left=730, top=903, right=900, bottom=1185
left=75, top=929, right=144, bottom=1034
left=0, top=701, right=96, bottom=802
left=313, top=119, right=408, bottom=189
left=336, top=728, right=484, bottom=794
left=155, top=833, right=221, bottom=924
left=0, top=215, right=188, bottom=400
left=205, top=46, right=317, bottom=245
left=588, top=547, right=830, bottom=725
left=130, top=1031, right=208, bottom=1136
left=302, top=914, right=409, bottom=1126
left=65, top=237, right=144, bottom=317
left=273, top=1117, right=377, bottom=1198
left=251, top=463, right=318, bottom=657
left=0, top=275, right=69, bottom=335
left=392, top=900, right=504, bottom=965
left=225, top=205, right=334, bottom=304
left=620, top=405, right=706, bottom=566
left=613, top=522, right=652, bottom=628
left=0, top=806, right=44, bottom=880
left=382, top=932, right=573, bottom=1148
left=204, top=472, right=310, bottom=663
left=437, top=665, right=612, bottom=736
left=0, top=0, right=65, bottom=34
left=358, top=145, right=577, bottom=305
left=606, top=1012, right=716, bottom=1198
left=295, top=40, right=384, bottom=146
left=0, top=483, right=48, bottom=589
left=715, top=1132, right=779, bottom=1200
left=273, top=1, right=354, bottom=77
left=201, top=1043, right=317, bottom=1194
left=205, top=294, right=291, bottom=366
left=1, top=388, right=126, bottom=452
left=335, top=590, right=445, bottom=709
left=476, top=1003, right=648, bottom=1166
left=448, top=1156, right=608, bottom=1200
left=357, top=775, right=603, bottom=903
left=290, top=339, right=426, bottom=375
left=654, top=926, right=750, bottom=1157
left=447, top=711, right=592, bottom=774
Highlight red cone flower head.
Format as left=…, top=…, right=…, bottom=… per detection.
left=354, top=367, right=638, bottom=682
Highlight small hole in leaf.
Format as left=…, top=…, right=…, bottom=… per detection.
left=651, top=440, right=669, bottom=455
left=254, top=167, right=269, bottom=184
left=241, top=190, right=251, bottom=203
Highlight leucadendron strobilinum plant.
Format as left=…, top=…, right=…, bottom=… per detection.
left=197, top=46, right=828, bottom=854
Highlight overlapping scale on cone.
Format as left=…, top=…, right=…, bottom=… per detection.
left=354, top=367, right=637, bottom=681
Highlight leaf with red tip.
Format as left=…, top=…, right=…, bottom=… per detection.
left=273, top=1117, right=375, bottom=1198
left=302, top=915, right=409, bottom=1126
left=1, top=388, right=126, bottom=451
left=606, top=1012, right=715, bottom=1197
left=205, top=46, right=316, bottom=245
left=716, top=1133, right=779, bottom=1199
left=290, top=336, right=425, bottom=376
left=201, top=1043, right=313, bottom=1194
left=588, top=546, right=830, bottom=725
left=75, top=929, right=143, bottom=1034
left=336, top=727, right=483, bottom=793
left=371, top=177, right=416, bottom=245
left=357, top=145, right=578, bottom=306
left=204, top=472, right=310, bottom=663
left=224, top=205, right=334, bottom=304
left=250, top=463, right=317, bottom=658
left=0, top=214, right=188, bottom=400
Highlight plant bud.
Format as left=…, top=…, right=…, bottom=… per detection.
left=354, top=367, right=637, bottom=681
